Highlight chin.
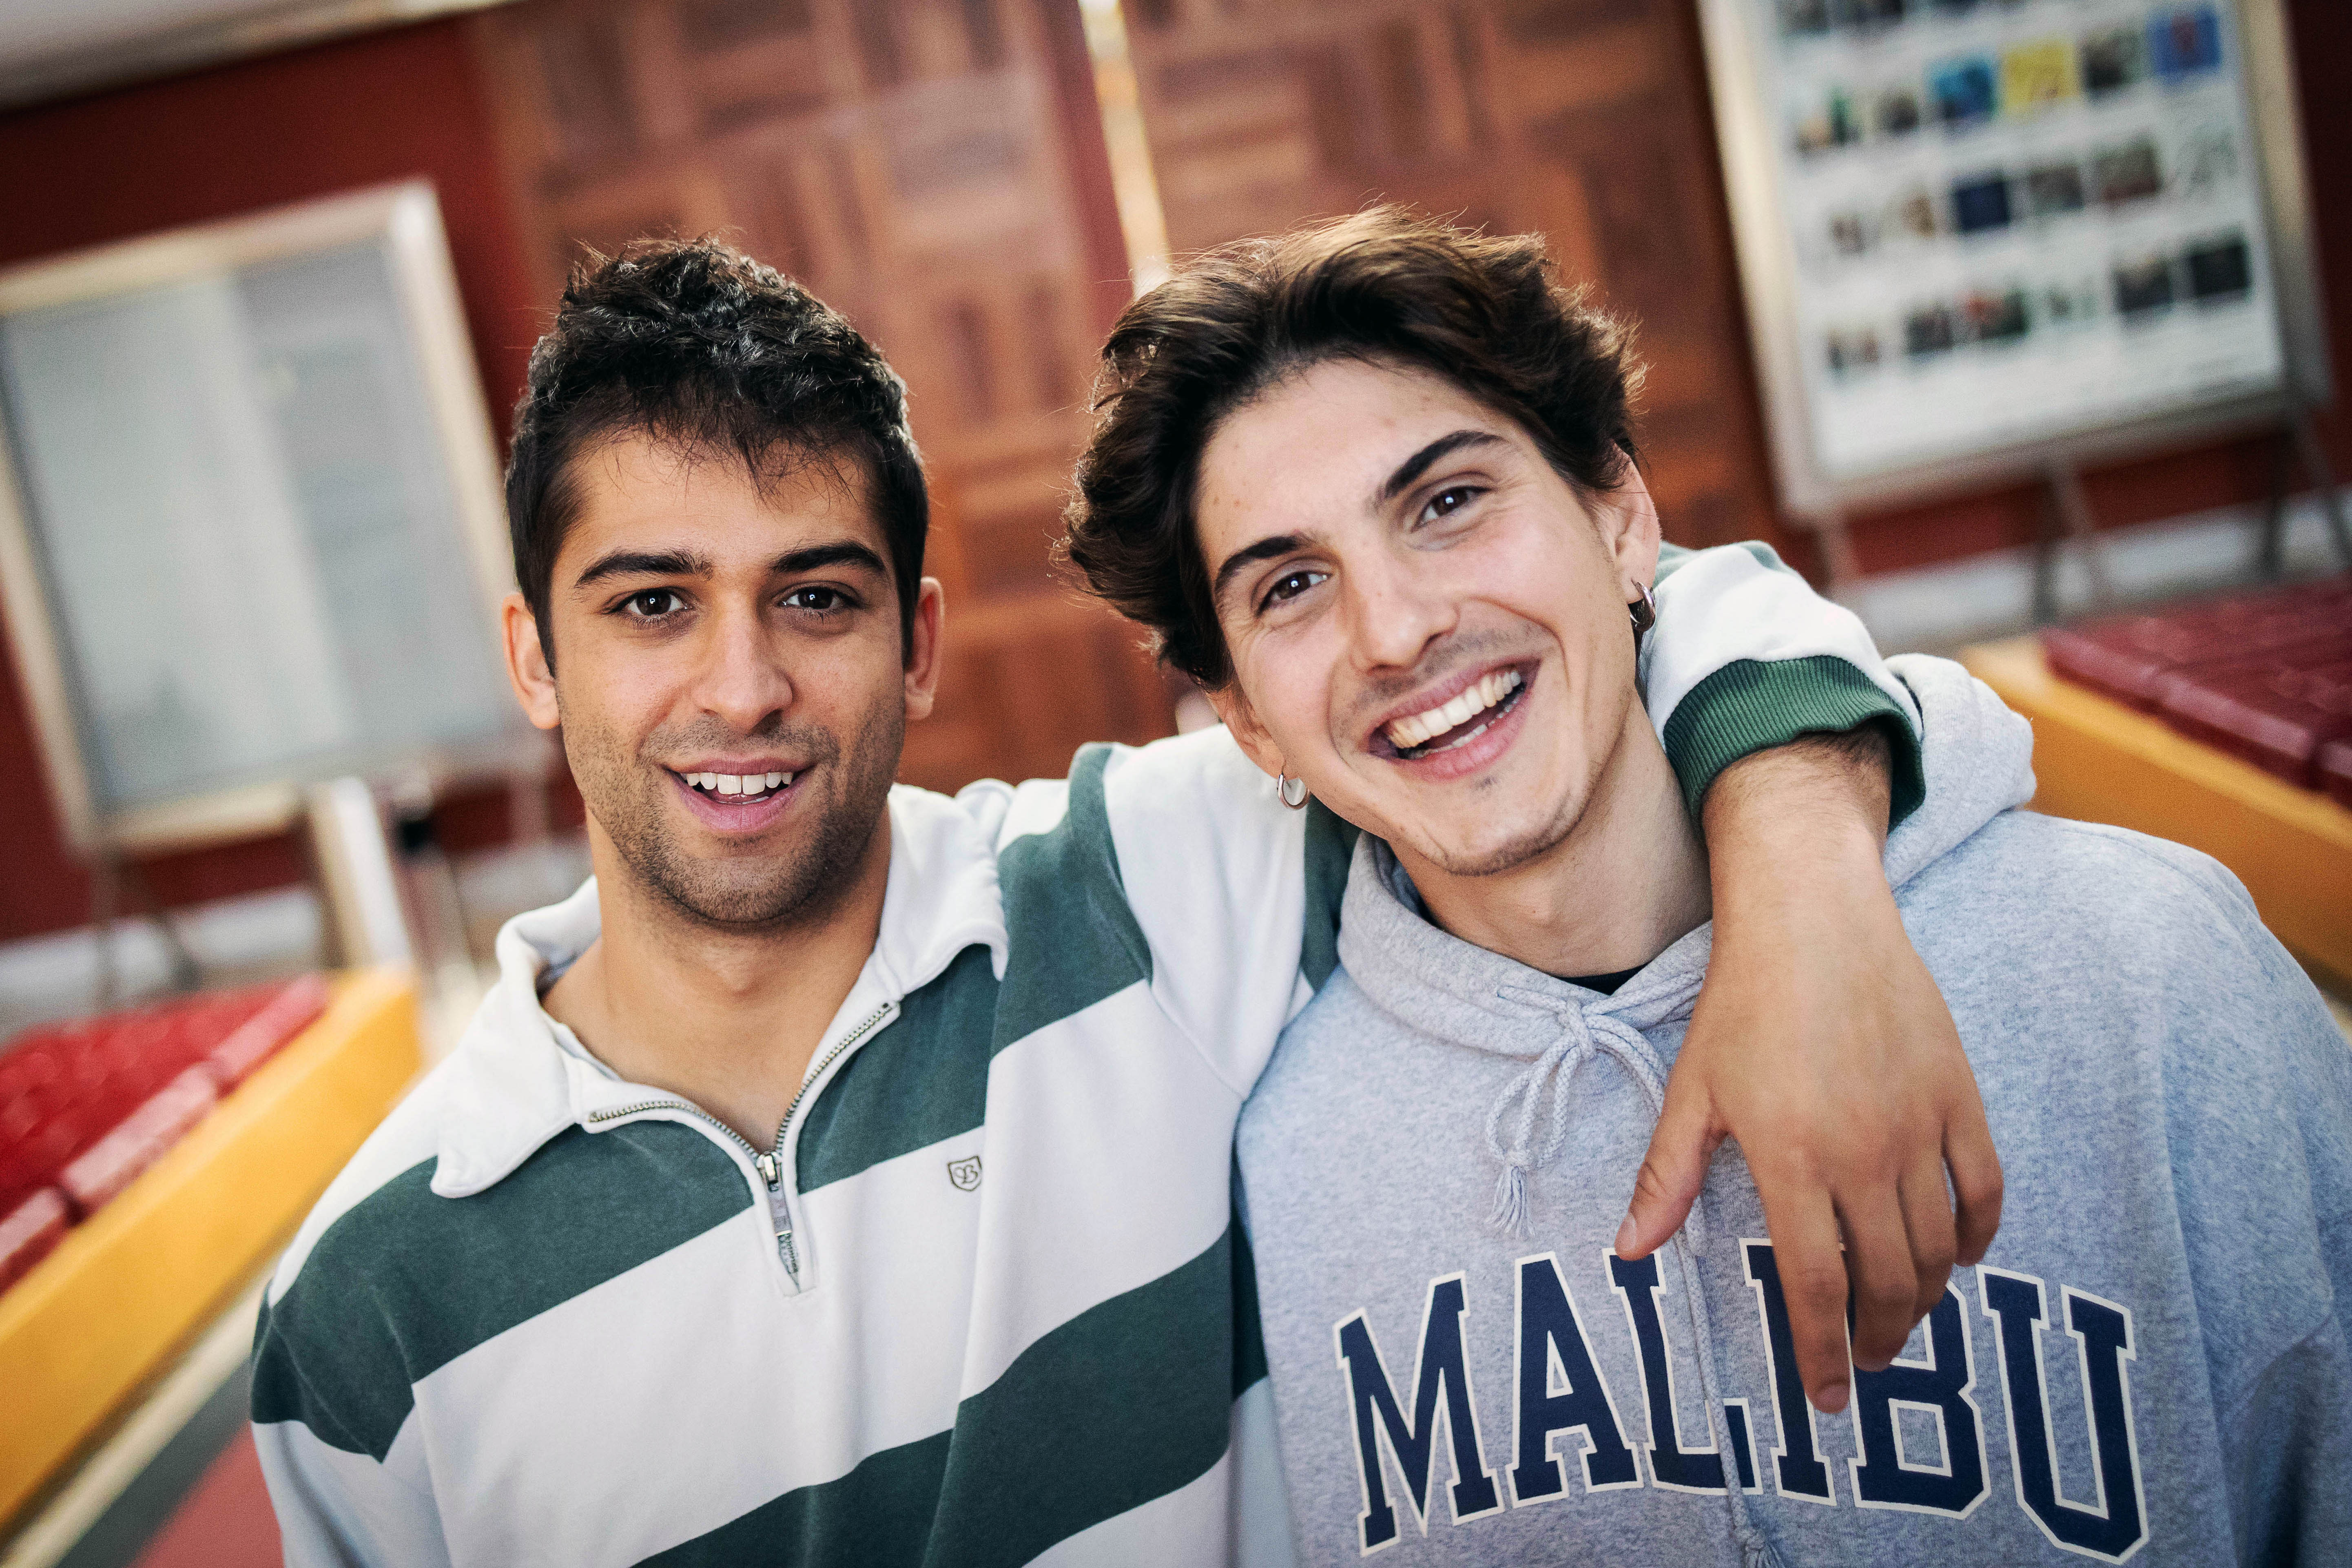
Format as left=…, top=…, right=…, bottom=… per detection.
left=656, top=860, right=824, bottom=927
left=1390, top=807, right=1575, bottom=879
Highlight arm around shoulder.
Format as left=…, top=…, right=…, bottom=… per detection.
left=1643, top=542, right=1924, bottom=824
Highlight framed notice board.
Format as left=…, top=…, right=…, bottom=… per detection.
left=1698, top=0, right=2329, bottom=517
left=0, top=184, right=523, bottom=854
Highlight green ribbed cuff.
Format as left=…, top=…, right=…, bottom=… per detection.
left=1661, top=655, right=1924, bottom=829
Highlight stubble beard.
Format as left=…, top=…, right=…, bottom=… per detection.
left=1393, top=681, right=1630, bottom=882
left=567, top=701, right=904, bottom=935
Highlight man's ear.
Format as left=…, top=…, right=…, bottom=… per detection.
left=902, top=576, right=946, bottom=723
left=1595, top=459, right=1664, bottom=598
left=502, top=593, right=562, bottom=731
left=1203, top=680, right=1286, bottom=782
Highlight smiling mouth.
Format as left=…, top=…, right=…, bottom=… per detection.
left=1383, top=668, right=1528, bottom=760
left=675, top=768, right=796, bottom=804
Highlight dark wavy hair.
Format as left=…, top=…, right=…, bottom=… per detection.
left=505, top=237, right=926, bottom=665
left=1060, top=206, right=1643, bottom=687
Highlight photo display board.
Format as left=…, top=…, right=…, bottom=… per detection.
left=1703, top=0, right=2319, bottom=510
left=0, top=185, right=520, bottom=851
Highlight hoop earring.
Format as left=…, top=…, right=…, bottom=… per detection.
left=1628, top=582, right=1657, bottom=636
left=1276, top=772, right=1309, bottom=809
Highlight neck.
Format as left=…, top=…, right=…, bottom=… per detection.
left=541, top=809, right=892, bottom=1149
left=1399, top=706, right=1711, bottom=981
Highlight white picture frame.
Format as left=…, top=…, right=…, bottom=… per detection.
left=1696, top=0, right=2330, bottom=519
left=0, top=181, right=522, bottom=854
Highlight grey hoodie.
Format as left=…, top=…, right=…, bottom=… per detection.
left=1236, top=655, right=2352, bottom=1566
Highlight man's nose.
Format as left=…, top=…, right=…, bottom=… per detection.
left=1342, top=551, right=1457, bottom=674
left=695, top=604, right=793, bottom=730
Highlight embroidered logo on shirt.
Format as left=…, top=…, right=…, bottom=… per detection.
left=946, top=1156, right=982, bottom=1192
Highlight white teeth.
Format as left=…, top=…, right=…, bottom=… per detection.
left=1385, top=669, right=1524, bottom=751
left=684, top=769, right=792, bottom=796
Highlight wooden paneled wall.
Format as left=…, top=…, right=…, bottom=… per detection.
left=471, top=0, right=1176, bottom=793
left=1121, top=0, right=1784, bottom=556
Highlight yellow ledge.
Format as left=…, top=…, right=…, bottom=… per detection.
left=0, top=969, right=419, bottom=1529
left=1962, top=637, right=2352, bottom=989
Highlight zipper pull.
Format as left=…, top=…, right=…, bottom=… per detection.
left=755, top=1150, right=782, bottom=1188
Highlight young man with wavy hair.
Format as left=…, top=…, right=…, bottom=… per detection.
left=254, top=237, right=2017, bottom=1566
left=1062, top=208, right=2349, bottom=1564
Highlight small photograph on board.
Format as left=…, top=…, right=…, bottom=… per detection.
left=1825, top=325, right=1884, bottom=374
left=2149, top=5, right=2223, bottom=81
left=1829, top=209, right=1878, bottom=255
left=1778, top=0, right=1832, bottom=36
left=1951, top=170, right=2014, bottom=235
left=1832, top=0, right=1907, bottom=30
left=2024, top=162, right=2087, bottom=217
left=2091, top=138, right=2164, bottom=205
left=2113, top=254, right=2177, bottom=317
left=2042, top=277, right=2101, bottom=326
left=1931, top=56, right=2000, bottom=128
left=2001, top=38, right=2077, bottom=114
left=1962, top=289, right=2030, bottom=345
left=1792, top=87, right=1863, bottom=154
left=1904, top=301, right=1960, bottom=356
left=1887, top=184, right=1941, bottom=240
left=2081, top=24, right=2147, bottom=95
left=2183, top=231, right=2252, bottom=301
left=1875, top=84, right=1923, bottom=137
left=2178, top=125, right=2239, bottom=193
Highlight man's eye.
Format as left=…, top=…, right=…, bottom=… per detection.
left=1262, top=568, right=1327, bottom=609
left=622, top=589, right=682, bottom=618
left=785, top=585, right=850, bottom=613
left=1417, top=485, right=1482, bottom=526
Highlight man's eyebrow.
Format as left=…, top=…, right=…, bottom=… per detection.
left=573, top=548, right=711, bottom=590
left=1211, top=534, right=1308, bottom=604
left=1378, top=430, right=1506, bottom=504
left=775, top=541, right=888, bottom=576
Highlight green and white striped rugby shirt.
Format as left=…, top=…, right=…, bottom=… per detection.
left=250, top=543, right=1928, bottom=1567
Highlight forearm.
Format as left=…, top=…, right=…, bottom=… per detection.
left=1702, top=725, right=1894, bottom=904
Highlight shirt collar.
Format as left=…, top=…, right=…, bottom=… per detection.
left=428, top=786, right=1008, bottom=1198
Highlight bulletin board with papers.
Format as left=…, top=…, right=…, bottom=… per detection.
left=1696, top=0, right=2329, bottom=516
left=0, top=184, right=523, bottom=853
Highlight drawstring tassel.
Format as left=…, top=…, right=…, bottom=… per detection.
left=1490, top=1161, right=1531, bottom=1238
left=1740, top=1533, right=1789, bottom=1568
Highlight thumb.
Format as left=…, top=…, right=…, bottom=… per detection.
left=1617, top=1080, right=1721, bottom=1259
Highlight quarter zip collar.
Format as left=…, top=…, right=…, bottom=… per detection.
left=428, top=785, right=1010, bottom=1200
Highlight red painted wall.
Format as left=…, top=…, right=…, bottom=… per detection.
left=1835, top=0, right=2352, bottom=577
left=0, top=18, right=540, bottom=943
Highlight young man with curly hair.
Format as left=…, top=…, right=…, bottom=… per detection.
left=252, top=236, right=2022, bottom=1566
left=1060, top=208, right=2350, bottom=1565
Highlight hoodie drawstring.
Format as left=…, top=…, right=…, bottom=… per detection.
left=1492, top=982, right=1783, bottom=1568
left=1488, top=983, right=1706, bottom=1255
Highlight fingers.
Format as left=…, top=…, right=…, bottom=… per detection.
left=1754, top=1179, right=1854, bottom=1413
left=1840, top=1184, right=1923, bottom=1374
left=1617, top=1074, right=1721, bottom=1261
left=1898, top=1151, right=1960, bottom=1325
left=1944, top=1095, right=2005, bottom=1267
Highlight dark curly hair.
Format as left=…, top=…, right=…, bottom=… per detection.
left=506, top=237, right=926, bottom=665
left=1061, top=206, right=1642, bottom=687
